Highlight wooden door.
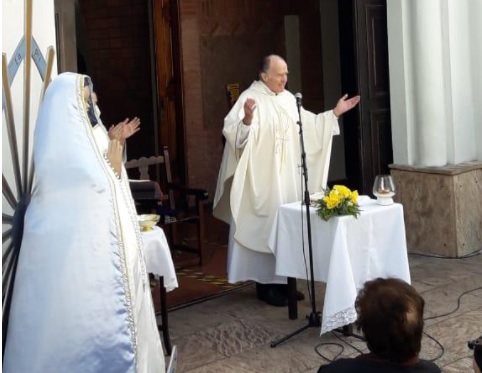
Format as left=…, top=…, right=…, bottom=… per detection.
left=339, top=0, right=392, bottom=194
left=149, top=0, right=185, bottom=182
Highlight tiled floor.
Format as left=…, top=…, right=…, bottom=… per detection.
left=159, top=212, right=235, bottom=309
left=163, top=249, right=252, bottom=310
left=162, top=250, right=482, bottom=372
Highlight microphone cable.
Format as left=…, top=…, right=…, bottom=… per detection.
left=418, top=285, right=482, bottom=363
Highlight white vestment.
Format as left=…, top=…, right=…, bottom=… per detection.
left=213, top=80, right=339, bottom=283
left=3, top=73, right=165, bottom=373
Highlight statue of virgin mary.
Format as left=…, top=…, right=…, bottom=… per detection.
left=3, top=73, right=165, bottom=373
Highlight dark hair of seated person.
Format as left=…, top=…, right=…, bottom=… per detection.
left=317, top=278, right=442, bottom=373
left=355, top=277, right=424, bottom=363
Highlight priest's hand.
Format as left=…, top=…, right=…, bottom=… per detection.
left=243, top=98, right=257, bottom=125
left=333, top=94, right=360, bottom=118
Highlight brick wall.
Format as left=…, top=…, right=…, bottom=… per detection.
left=178, top=0, right=286, bottom=198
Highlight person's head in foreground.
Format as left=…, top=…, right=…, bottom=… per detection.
left=317, top=278, right=441, bottom=372
left=469, top=335, right=482, bottom=373
left=356, top=277, right=425, bottom=363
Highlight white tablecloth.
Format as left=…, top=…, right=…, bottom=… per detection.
left=268, top=199, right=411, bottom=334
left=141, top=226, right=178, bottom=292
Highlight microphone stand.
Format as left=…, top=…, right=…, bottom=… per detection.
left=270, top=96, right=321, bottom=348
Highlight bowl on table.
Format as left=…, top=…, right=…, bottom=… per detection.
left=137, top=214, right=160, bottom=231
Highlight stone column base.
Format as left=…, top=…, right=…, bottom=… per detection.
left=390, top=161, right=482, bottom=257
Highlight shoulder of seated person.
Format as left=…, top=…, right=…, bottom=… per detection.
left=317, top=358, right=360, bottom=372
left=417, top=359, right=442, bottom=372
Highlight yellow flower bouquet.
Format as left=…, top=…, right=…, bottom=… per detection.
left=313, top=185, right=360, bottom=221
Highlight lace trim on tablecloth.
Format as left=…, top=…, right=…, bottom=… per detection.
left=321, top=306, right=357, bottom=334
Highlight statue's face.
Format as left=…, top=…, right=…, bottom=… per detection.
left=83, top=85, right=90, bottom=105
left=92, top=92, right=98, bottom=106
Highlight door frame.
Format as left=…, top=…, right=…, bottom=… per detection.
left=149, top=0, right=186, bottom=184
left=338, top=0, right=393, bottom=194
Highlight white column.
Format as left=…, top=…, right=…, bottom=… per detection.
left=409, top=0, right=448, bottom=166
left=388, top=0, right=481, bottom=166
left=447, top=0, right=479, bottom=163
left=468, top=0, right=482, bottom=161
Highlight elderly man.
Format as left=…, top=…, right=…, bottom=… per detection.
left=214, top=54, right=360, bottom=306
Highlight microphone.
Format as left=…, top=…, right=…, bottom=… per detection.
left=295, top=92, right=302, bottom=107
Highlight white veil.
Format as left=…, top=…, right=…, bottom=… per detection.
left=3, top=73, right=165, bottom=373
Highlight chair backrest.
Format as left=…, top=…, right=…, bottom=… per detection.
left=125, top=146, right=175, bottom=208
left=225, top=83, right=240, bottom=109
left=125, top=155, right=165, bottom=180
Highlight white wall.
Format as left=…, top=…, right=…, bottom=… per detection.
left=2, top=0, right=58, bottom=216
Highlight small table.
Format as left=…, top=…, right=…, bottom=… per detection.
left=141, top=226, right=178, bottom=291
left=269, top=199, right=411, bottom=334
left=141, top=226, right=178, bottom=354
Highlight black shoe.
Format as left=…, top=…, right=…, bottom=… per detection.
left=276, top=284, right=305, bottom=301
left=264, top=285, right=288, bottom=307
left=256, top=282, right=270, bottom=301
left=296, top=290, right=305, bottom=301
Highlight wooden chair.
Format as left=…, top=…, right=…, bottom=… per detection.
left=125, top=146, right=209, bottom=266
left=127, top=157, right=166, bottom=214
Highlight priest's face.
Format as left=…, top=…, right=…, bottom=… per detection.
left=262, top=57, right=288, bottom=94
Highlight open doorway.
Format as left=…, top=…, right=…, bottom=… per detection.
left=52, top=0, right=393, bottom=307
left=55, top=0, right=182, bottom=172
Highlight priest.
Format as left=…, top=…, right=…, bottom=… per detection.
left=213, top=54, right=360, bottom=306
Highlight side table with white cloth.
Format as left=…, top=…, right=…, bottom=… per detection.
left=141, top=226, right=178, bottom=354
left=268, top=199, right=411, bottom=335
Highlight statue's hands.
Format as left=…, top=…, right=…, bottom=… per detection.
left=124, top=117, right=141, bottom=138
left=333, top=94, right=360, bottom=118
left=108, top=117, right=140, bottom=143
left=242, top=98, right=257, bottom=125
left=108, top=118, right=129, bottom=142
left=107, top=139, right=123, bottom=177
